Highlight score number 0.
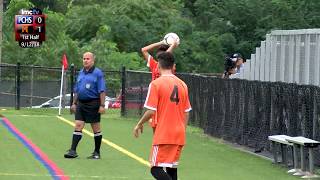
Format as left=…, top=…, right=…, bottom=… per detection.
left=35, top=16, right=44, bottom=33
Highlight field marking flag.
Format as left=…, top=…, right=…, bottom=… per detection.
left=59, top=53, right=68, bottom=116
left=62, top=53, right=68, bottom=70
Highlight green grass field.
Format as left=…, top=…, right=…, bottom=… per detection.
left=0, top=108, right=299, bottom=180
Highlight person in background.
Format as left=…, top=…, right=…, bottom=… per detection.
left=64, top=52, right=106, bottom=159
left=231, top=53, right=246, bottom=74
left=222, top=56, right=237, bottom=79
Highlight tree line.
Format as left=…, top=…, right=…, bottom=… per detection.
left=2, top=0, right=320, bottom=73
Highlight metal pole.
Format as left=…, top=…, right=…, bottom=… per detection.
left=250, top=54, right=255, bottom=80
left=0, top=0, right=3, bottom=81
left=121, top=66, right=126, bottom=117
left=294, top=35, right=301, bottom=83
left=265, top=34, right=271, bottom=81
left=58, top=66, right=64, bottom=116
left=270, top=35, right=277, bottom=82
left=30, top=65, right=34, bottom=107
left=139, top=85, right=143, bottom=116
left=254, top=47, right=260, bottom=81
left=70, top=64, right=74, bottom=112
left=279, top=35, right=285, bottom=82
left=16, top=62, right=20, bottom=110
left=309, top=148, right=314, bottom=174
left=288, top=144, right=300, bottom=173
left=280, top=144, right=287, bottom=165
left=300, top=146, right=305, bottom=171
left=139, top=74, right=143, bottom=116
left=288, top=35, right=294, bottom=83
left=272, top=141, right=278, bottom=163
left=316, top=35, right=320, bottom=86
left=293, top=144, right=299, bottom=169
left=260, top=41, right=266, bottom=81
left=62, top=67, right=67, bottom=108
left=303, top=34, right=311, bottom=84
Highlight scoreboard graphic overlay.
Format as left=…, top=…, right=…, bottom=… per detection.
left=15, top=8, right=46, bottom=48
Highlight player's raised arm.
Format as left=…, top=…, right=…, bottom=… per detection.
left=141, top=41, right=164, bottom=61
left=166, top=40, right=178, bottom=53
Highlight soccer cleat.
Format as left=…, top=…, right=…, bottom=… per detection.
left=87, top=151, right=100, bottom=159
left=64, top=149, right=78, bottom=158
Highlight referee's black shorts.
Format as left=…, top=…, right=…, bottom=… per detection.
left=75, top=99, right=101, bottom=123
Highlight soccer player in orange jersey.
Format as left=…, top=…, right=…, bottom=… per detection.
left=141, top=40, right=177, bottom=81
left=133, top=52, right=192, bottom=180
left=141, top=40, right=178, bottom=132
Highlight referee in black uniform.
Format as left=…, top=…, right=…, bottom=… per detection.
left=64, top=52, right=106, bottom=159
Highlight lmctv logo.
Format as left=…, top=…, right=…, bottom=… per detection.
left=19, top=8, right=41, bottom=15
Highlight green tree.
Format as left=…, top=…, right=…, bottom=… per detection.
left=29, top=0, right=71, bottom=14
left=2, top=0, right=80, bottom=66
left=81, top=25, right=141, bottom=70
left=5, top=0, right=320, bottom=73
left=65, top=5, right=105, bottom=45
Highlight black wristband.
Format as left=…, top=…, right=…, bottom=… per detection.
left=100, top=104, right=105, bottom=107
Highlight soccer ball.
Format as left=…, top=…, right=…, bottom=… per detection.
left=163, top=33, right=180, bottom=46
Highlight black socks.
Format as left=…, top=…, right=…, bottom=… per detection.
left=166, top=168, right=177, bottom=180
left=151, top=167, right=178, bottom=180
left=71, top=130, right=82, bottom=151
left=94, top=132, right=102, bottom=153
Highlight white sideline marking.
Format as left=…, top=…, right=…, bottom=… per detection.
left=56, top=116, right=150, bottom=167
left=8, top=114, right=57, bottom=118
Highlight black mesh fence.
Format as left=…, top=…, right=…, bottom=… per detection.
left=0, top=64, right=16, bottom=107
left=0, top=64, right=62, bottom=107
left=121, top=70, right=151, bottom=117
left=122, top=71, right=320, bottom=164
left=0, top=64, right=121, bottom=108
left=2, top=64, right=320, bottom=164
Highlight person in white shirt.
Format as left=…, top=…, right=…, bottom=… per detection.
left=230, top=53, right=246, bottom=75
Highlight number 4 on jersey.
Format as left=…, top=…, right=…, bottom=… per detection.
left=170, top=85, right=180, bottom=105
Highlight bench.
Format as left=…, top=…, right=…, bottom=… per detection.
left=286, top=136, right=320, bottom=178
left=268, top=135, right=293, bottom=166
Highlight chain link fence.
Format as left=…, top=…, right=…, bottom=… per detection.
left=122, top=71, right=320, bottom=164
left=2, top=64, right=320, bottom=164
left=0, top=63, right=121, bottom=108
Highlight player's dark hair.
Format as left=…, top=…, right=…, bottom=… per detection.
left=155, top=45, right=170, bottom=61
left=224, top=56, right=236, bottom=70
left=157, top=52, right=175, bottom=69
left=157, top=45, right=170, bottom=53
left=222, top=56, right=236, bottom=78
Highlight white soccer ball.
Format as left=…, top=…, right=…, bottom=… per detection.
left=163, top=33, right=180, bottom=46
